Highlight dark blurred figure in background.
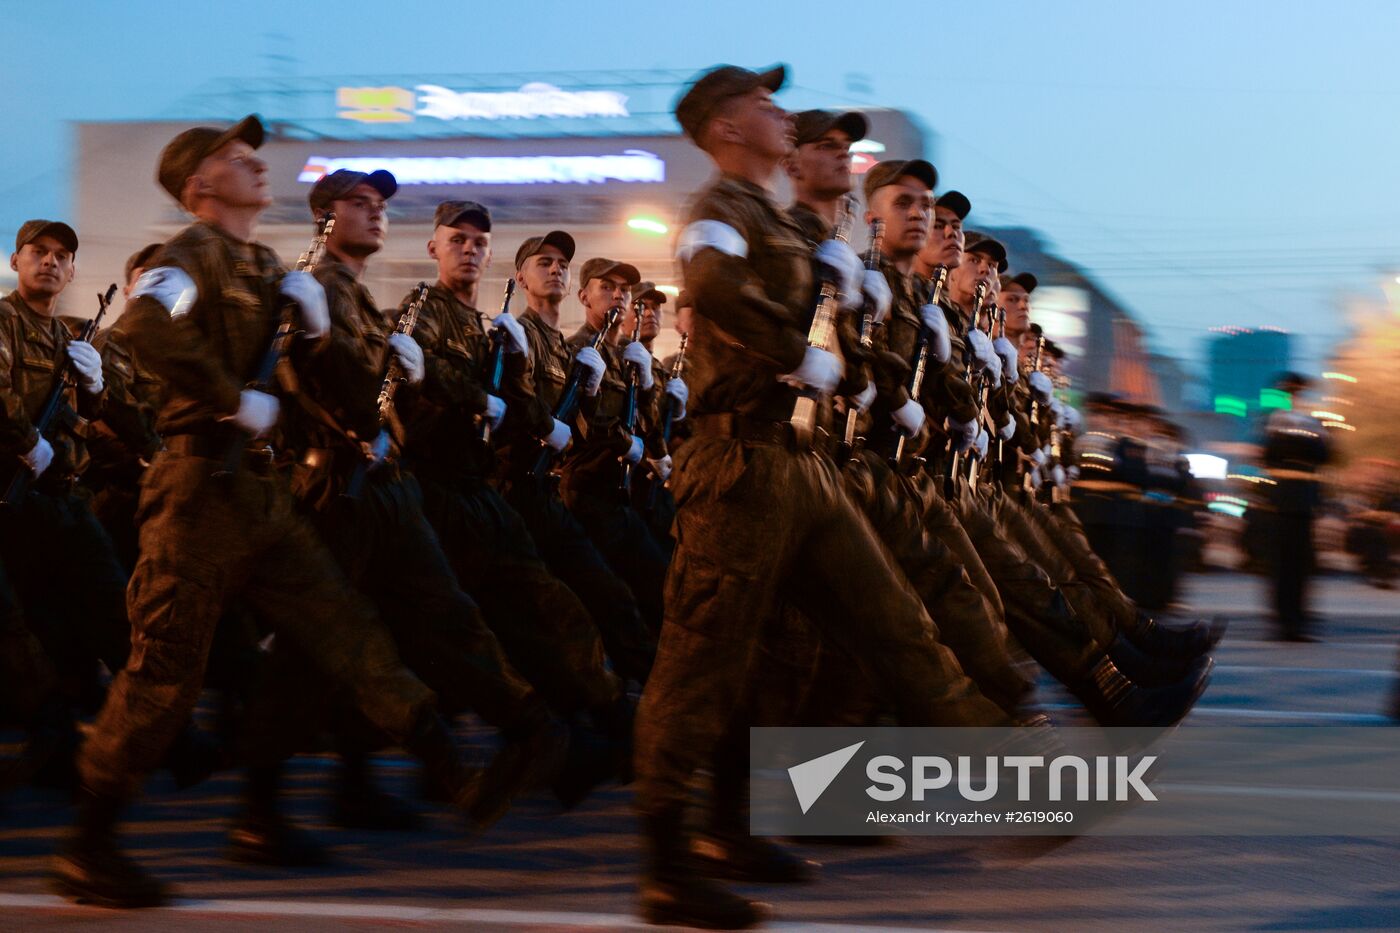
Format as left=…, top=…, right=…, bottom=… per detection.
left=1260, top=372, right=1332, bottom=642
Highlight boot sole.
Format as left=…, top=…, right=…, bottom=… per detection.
left=49, top=872, right=169, bottom=909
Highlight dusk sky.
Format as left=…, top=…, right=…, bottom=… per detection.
left=5, top=0, right=1398, bottom=373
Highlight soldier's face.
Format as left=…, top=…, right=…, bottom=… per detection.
left=788, top=130, right=854, bottom=198
left=725, top=89, right=794, bottom=159
left=624, top=298, right=662, bottom=341
left=517, top=247, right=570, bottom=301
left=192, top=140, right=270, bottom=209
left=1001, top=285, right=1030, bottom=340
left=11, top=236, right=74, bottom=301
left=580, top=274, right=631, bottom=329
left=869, top=178, right=932, bottom=258
left=327, top=183, right=387, bottom=258
left=922, top=205, right=964, bottom=269
left=965, top=251, right=999, bottom=288
left=430, top=222, right=491, bottom=290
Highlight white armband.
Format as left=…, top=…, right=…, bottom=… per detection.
left=131, top=267, right=197, bottom=319
left=676, top=220, right=748, bottom=263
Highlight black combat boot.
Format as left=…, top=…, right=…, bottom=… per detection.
left=329, top=749, right=421, bottom=831
left=639, top=806, right=770, bottom=929
left=691, top=830, right=818, bottom=884
left=1123, top=611, right=1226, bottom=660
left=554, top=695, right=636, bottom=811
left=227, top=763, right=329, bottom=866
left=51, top=787, right=169, bottom=907
left=467, top=712, right=568, bottom=830
left=1106, top=633, right=1193, bottom=687
left=1073, top=653, right=1214, bottom=729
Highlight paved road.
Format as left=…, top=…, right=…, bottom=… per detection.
left=2, top=572, right=1397, bottom=931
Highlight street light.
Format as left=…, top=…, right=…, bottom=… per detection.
left=627, top=216, right=668, bottom=236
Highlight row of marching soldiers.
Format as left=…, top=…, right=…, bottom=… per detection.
left=0, top=63, right=1222, bottom=929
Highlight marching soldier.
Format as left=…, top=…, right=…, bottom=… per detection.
left=635, top=64, right=1012, bottom=929
left=497, top=232, right=655, bottom=685
left=52, top=117, right=519, bottom=906
left=402, top=200, right=630, bottom=803
left=625, top=281, right=687, bottom=552
left=563, top=258, right=670, bottom=634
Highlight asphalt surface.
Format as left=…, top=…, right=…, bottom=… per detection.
left=1, top=571, right=1398, bottom=932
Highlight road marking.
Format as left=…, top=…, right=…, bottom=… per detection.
left=1214, top=665, right=1394, bottom=676
left=0, top=894, right=989, bottom=931
left=1041, top=703, right=1393, bottom=723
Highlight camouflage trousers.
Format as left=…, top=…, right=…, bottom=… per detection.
left=79, top=449, right=434, bottom=799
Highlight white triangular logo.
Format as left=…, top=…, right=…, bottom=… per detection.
left=788, top=741, right=865, bottom=814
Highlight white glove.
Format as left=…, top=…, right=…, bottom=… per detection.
left=624, top=435, right=645, bottom=465
left=622, top=341, right=655, bottom=390
left=1062, top=405, right=1084, bottom=434
left=780, top=346, right=843, bottom=396
left=918, top=304, right=952, bottom=364
left=1028, top=467, right=1043, bottom=490
left=21, top=436, right=54, bottom=478
left=892, top=398, right=926, bottom=435
left=665, top=378, right=688, bottom=421
left=1067, top=465, right=1080, bottom=481
left=998, top=414, right=1016, bottom=440
left=1051, top=464, right=1067, bottom=487
left=988, top=357, right=1004, bottom=389
left=945, top=415, right=977, bottom=452
left=491, top=312, right=528, bottom=356
left=131, top=266, right=196, bottom=318
left=279, top=270, right=329, bottom=339
left=993, top=337, right=1019, bottom=385
left=1031, top=446, right=1049, bottom=467
left=972, top=428, right=990, bottom=460
left=66, top=340, right=103, bottom=394
left=387, top=332, right=424, bottom=385
left=862, top=269, right=892, bottom=325
left=225, top=389, right=280, bottom=437
left=484, top=394, right=507, bottom=430
left=575, top=346, right=605, bottom=396
left=851, top=381, right=876, bottom=414
left=544, top=417, right=572, bottom=452
left=648, top=454, right=673, bottom=483
left=814, top=239, right=863, bottom=308
left=966, top=328, right=996, bottom=374
left=1028, top=371, right=1053, bottom=404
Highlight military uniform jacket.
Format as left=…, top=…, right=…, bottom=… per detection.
left=117, top=220, right=288, bottom=439
left=787, top=201, right=872, bottom=405
left=496, top=306, right=594, bottom=481
left=562, top=322, right=659, bottom=497
left=86, top=323, right=163, bottom=482
left=0, top=290, right=108, bottom=480
left=404, top=282, right=531, bottom=482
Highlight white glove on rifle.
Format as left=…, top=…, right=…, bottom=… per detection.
left=892, top=398, right=926, bottom=435
left=648, top=454, right=673, bottom=483
left=780, top=346, right=843, bottom=396
left=1028, top=467, right=1043, bottom=490
left=278, top=270, right=329, bottom=339
left=624, top=435, right=645, bottom=465
left=1051, top=464, right=1067, bottom=487
left=491, top=312, right=528, bottom=356
left=484, top=394, right=507, bottom=430
left=665, top=378, right=688, bottom=421
left=993, top=336, right=1019, bottom=385
left=21, top=436, right=53, bottom=478
left=997, top=413, right=1017, bottom=440
left=862, top=269, right=892, bottom=324
left=945, top=415, right=978, bottom=453
left=1061, top=405, right=1084, bottom=434
left=966, top=328, right=997, bottom=375
left=1032, top=446, right=1049, bottom=467
left=919, top=303, right=952, bottom=364
left=575, top=346, right=605, bottom=396
left=851, top=381, right=876, bottom=414
left=223, top=389, right=279, bottom=437
left=972, top=428, right=990, bottom=460
left=1028, top=370, right=1053, bottom=404
left=387, top=332, right=424, bottom=385
left=622, top=341, right=655, bottom=390
left=814, top=239, right=863, bottom=309
left=66, top=340, right=103, bottom=395
left=544, top=417, right=572, bottom=452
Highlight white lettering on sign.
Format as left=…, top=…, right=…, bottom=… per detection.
left=414, top=83, right=630, bottom=121
left=297, top=151, right=665, bottom=187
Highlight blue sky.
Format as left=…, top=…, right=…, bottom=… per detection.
left=4, top=0, right=1398, bottom=371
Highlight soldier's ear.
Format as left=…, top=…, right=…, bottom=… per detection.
left=427, top=237, right=438, bottom=261
left=8, top=253, right=16, bottom=274
left=783, top=155, right=801, bottom=181
left=66, top=262, right=75, bottom=284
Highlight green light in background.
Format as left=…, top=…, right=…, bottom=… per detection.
left=1259, top=388, right=1292, bottom=410
left=1214, top=395, right=1248, bottom=418
left=627, top=217, right=668, bottom=236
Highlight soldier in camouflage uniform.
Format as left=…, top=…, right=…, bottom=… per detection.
left=53, top=117, right=517, bottom=908
left=496, top=232, right=655, bottom=685
left=633, top=65, right=1012, bottom=930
